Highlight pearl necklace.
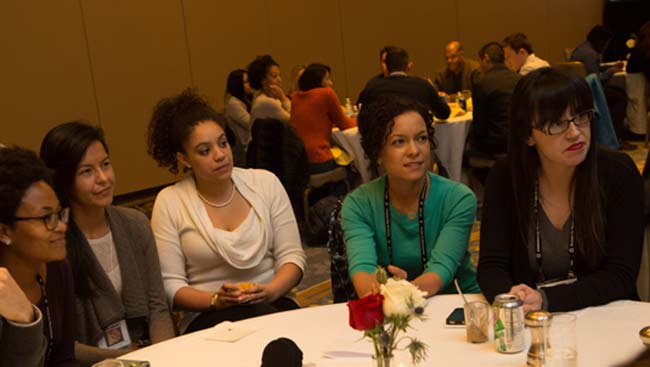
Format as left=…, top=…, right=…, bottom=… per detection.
left=197, top=183, right=236, bottom=208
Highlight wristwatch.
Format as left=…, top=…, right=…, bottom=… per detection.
left=209, top=292, right=220, bottom=309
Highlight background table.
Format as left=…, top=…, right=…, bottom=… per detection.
left=122, top=294, right=649, bottom=367
left=331, top=112, right=472, bottom=184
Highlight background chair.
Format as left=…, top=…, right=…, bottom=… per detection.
left=585, top=74, right=620, bottom=150
left=327, top=199, right=358, bottom=303
left=246, top=118, right=309, bottom=219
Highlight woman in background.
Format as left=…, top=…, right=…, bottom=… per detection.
left=477, top=67, right=643, bottom=312
left=342, top=95, right=479, bottom=298
left=224, top=69, right=254, bottom=166
left=0, top=146, right=77, bottom=367
left=290, top=63, right=356, bottom=175
left=147, top=88, right=306, bottom=334
left=248, top=55, right=291, bottom=123
left=40, top=122, right=174, bottom=366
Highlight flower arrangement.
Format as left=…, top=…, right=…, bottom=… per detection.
left=347, top=267, right=428, bottom=366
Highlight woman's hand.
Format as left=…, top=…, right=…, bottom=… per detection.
left=509, top=284, right=543, bottom=312
left=216, top=283, right=247, bottom=306
left=265, top=84, right=287, bottom=101
left=0, top=267, right=34, bottom=324
left=240, top=283, right=279, bottom=305
left=387, top=265, right=408, bottom=280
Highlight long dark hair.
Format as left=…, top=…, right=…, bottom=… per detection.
left=508, top=67, right=605, bottom=270
left=226, top=69, right=251, bottom=109
left=40, top=121, right=111, bottom=297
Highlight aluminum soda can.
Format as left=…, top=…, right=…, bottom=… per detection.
left=493, top=293, right=526, bottom=353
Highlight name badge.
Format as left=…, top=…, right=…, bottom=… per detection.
left=98, top=320, right=131, bottom=350
left=536, top=277, right=578, bottom=290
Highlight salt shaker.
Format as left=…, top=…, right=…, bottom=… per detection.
left=525, top=311, right=552, bottom=366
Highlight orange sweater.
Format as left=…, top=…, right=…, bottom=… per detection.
left=290, top=87, right=356, bottom=163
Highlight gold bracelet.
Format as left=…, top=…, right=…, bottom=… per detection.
left=209, top=292, right=220, bottom=309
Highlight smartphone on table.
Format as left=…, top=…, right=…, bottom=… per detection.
left=445, top=307, right=465, bottom=327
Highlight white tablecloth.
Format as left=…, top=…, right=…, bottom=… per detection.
left=331, top=113, right=472, bottom=183
left=122, top=294, right=649, bottom=367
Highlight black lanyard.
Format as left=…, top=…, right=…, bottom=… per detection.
left=36, top=274, right=54, bottom=367
left=384, top=175, right=428, bottom=272
left=533, top=179, right=577, bottom=284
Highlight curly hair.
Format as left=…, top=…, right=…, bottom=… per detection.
left=147, top=88, right=223, bottom=174
left=0, top=146, right=52, bottom=225
left=247, top=55, right=279, bottom=90
left=357, top=94, right=436, bottom=173
left=40, top=121, right=108, bottom=207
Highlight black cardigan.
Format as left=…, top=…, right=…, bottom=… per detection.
left=477, top=149, right=644, bottom=311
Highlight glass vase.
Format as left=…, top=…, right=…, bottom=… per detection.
left=373, top=354, right=394, bottom=367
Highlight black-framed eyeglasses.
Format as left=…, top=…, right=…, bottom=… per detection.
left=537, top=109, right=595, bottom=136
left=13, top=207, right=70, bottom=231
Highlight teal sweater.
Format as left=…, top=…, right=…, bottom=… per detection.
left=341, top=172, right=480, bottom=294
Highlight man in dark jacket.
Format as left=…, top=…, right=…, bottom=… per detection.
left=357, top=47, right=450, bottom=120
left=470, top=42, right=521, bottom=156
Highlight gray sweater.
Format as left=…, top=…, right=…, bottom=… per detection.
left=71, top=206, right=175, bottom=366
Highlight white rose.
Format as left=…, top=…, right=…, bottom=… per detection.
left=380, top=278, right=427, bottom=317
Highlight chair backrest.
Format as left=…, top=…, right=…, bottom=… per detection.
left=327, top=199, right=358, bottom=303
left=556, top=61, right=587, bottom=79
left=309, top=167, right=347, bottom=188
left=585, top=74, right=620, bottom=150
left=564, top=48, right=575, bottom=62
left=247, top=118, right=309, bottom=211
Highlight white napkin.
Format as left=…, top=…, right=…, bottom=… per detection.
left=204, top=321, right=256, bottom=342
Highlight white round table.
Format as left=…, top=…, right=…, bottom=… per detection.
left=121, top=294, right=649, bottom=366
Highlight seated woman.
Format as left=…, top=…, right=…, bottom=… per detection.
left=40, top=122, right=175, bottom=365
left=341, top=95, right=480, bottom=298
left=146, top=88, right=306, bottom=334
left=477, top=67, right=644, bottom=312
left=248, top=55, right=291, bottom=124
left=0, top=146, right=78, bottom=367
left=224, top=69, right=254, bottom=166
left=290, top=63, right=356, bottom=175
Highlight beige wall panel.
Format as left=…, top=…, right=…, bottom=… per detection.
left=0, top=1, right=98, bottom=151
left=182, top=0, right=270, bottom=110
left=546, top=0, right=603, bottom=63
left=81, top=0, right=192, bottom=194
left=458, top=0, right=550, bottom=64
left=340, top=0, right=457, bottom=100
left=267, top=0, right=348, bottom=101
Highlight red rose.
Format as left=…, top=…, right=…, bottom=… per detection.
left=347, top=293, right=384, bottom=331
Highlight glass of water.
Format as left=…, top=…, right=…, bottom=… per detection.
left=547, top=313, right=578, bottom=367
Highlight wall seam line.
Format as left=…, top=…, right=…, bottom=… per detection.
left=179, top=0, right=195, bottom=86
left=78, top=0, right=102, bottom=126
left=336, top=0, right=350, bottom=100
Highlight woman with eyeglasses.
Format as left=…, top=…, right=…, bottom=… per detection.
left=40, top=122, right=175, bottom=366
left=0, top=146, right=77, bottom=367
left=477, top=67, right=644, bottom=312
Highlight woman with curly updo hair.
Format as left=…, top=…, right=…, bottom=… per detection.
left=341, top=94, right=479, bottom=298
left=247, top=55, right=291, bottom=124
left=146, top=88, right=306, bottom=334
